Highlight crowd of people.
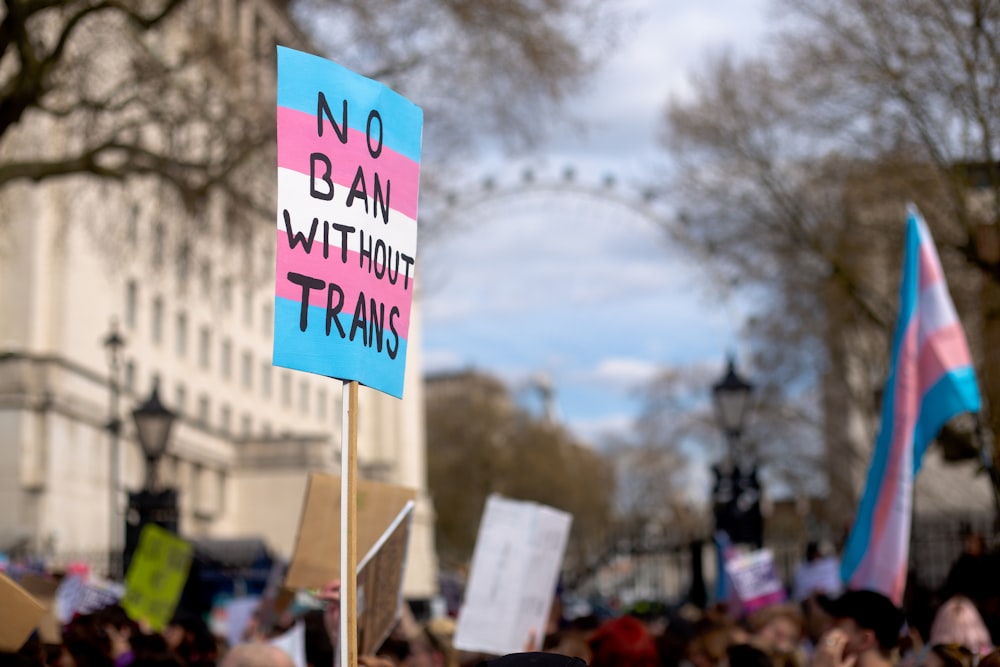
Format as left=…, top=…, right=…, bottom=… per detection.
left=2, top=538, right=999, bottom=667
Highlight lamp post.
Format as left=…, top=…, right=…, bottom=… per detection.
left=103, top=321, right=125, bottom=578
left=132, top=380, right=176, bottom=490
left=711, top=355, right=754, bottom=465
left=710, top=355, right=763, bottom=548
left=124, top=380, right=179, bottom=573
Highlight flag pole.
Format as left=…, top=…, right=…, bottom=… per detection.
left=340, top=380, right=359, bottom=667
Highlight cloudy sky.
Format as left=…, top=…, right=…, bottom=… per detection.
left=418, top=0, right=772, bottom=445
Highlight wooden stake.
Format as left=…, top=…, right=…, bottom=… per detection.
left=340, top=381, right=359, bottom=667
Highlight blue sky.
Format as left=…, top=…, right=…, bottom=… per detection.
left=419, top=0, right=770, bottom=446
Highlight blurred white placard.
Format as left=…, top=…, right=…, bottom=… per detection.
left=454, top=495, right=572, bottom=656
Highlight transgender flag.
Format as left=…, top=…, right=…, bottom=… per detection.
left=272, top=47, right=422, bottom=399
left=839, top=206, right=981, bottom=605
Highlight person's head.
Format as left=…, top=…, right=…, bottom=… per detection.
left=818, top=590, right=904, bottom=656
left=687, top=620, right=735, bottom=667
left=588, top=616, right=659, bottom=667
left=818, top=590, right=905, bottom=657
left=727, top=644, right=773, bottom=667
left=927, top=596, right=993, bottom=656
left=221, top=644, right=295, bottom=667
left=923, top=644, right=977, bottom=667
left=747, top=604, right=803, bottom=654
left=474, top=652, right=587, bottom=667
left=801, top=595, right=835, bottom=645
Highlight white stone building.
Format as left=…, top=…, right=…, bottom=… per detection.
left=0, top=0, right=438, bottom=603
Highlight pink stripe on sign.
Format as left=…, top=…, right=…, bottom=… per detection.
left=277, top=106, right=420, bottom=220
left=916, top=323, right=974, bottom=396
left=275, top=231, right=414, bottom=333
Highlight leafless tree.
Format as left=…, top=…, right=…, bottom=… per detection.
left=660, top=0, right=1000, bottom=519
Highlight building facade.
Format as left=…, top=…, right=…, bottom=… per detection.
left=0, top=0, right=438, bottom=602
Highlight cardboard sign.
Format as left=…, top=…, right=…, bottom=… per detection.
left=454, top=495, right=572, bottom=656
left=0, top=573, right=46, bottom=652
left=121, top=525, right=193, bottom=631
left=357, top=501, right=414, bottom=656
left=284, top=473, right=417, bottom=590
left=273, top=46, right=424, bottom=399
left=17, top=573, right=61, bottom=644
left=724, top=548, right=787, bottom=614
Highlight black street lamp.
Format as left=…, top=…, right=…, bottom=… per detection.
left=103, top=320, right=125, bottom=577
left=711, top=355, right=754, bottom=462
left=132, top=379, right=176, bottom=490
left=124, top=379, right=180, bottom=574
left=710, top=355, right=763, bottom=548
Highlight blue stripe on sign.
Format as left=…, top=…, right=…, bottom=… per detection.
left=272, top=295, right=408, bottom=399
left=277, top=46, right=423, bottom=164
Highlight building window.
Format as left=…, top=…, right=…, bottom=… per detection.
left=197, top=395, right=210, bottom=427
left=125, top=281, right=138, bottom=329
left=317, top=388, right=327, bottom=419
left=220, top=404, right=232, bottom=435
left=200, top=260, right=212, bottom=296
left=241, top=351, right=253, bottom=389
left=261, top=361, right=272, bottom=398
left=261, top=303, right=272, bottom=336
left=151, top=296, right=163, bottom=344
left=152, top=223, right=165, bottom=269
left=243, top=289, right=253, bottom=327
left=176, top=242, right=191, bottom=291
left=262, top=421, right=272, bottom=437
left=199, top=327, right=211, bottom=369
left=221, top=338, right=232, bottom=379
left=299, top=379, right=309, bottom=414
left=127, top=204, right=139, bottom=246
left=176, top=312, right=187, bottom=357
left=175, top=384, right=187, bottom=415
left=123, top=360, right=136, bottom=393
left=221, top=278, right=233, bottom=312
left=241, top=414, right=252, bottom=438
left=281, top=371, right=291, bottom=407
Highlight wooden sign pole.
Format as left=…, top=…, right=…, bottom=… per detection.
left=340, top=381, right=359, bottom=667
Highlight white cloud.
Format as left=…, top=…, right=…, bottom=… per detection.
left=586, top=357, right=662, bottom=388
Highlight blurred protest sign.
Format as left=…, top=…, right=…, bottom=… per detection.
left=357, top=501, right=414, bottom=656
left=273, top=46, right=423, bottom=400
left=121, top=524, right=193, bottom=631
left=284, top=473, right=416, bottom=589
left=56, top=575, right=124, bottom=623
left=454, top=495, right=572, bottom=656
left=0, top=572, right=46, bottom=651
left=793, top=556, right=841, bottom=601
left=724, top=548, right=787, bottom=614
left=19, top=573, right=62, bottom=643
left=269, top=620, right=307, bottom=667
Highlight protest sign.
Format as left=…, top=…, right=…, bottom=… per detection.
left=121, top=524, right=193, bottom=631
left=724, top=548, right=787, bottom=614
left=273, top=46, right=423, bottom=400
left=269, top=620, right=307, bottom=667
left=793, top=556, right=841, bottom=601
left=17, top=573, right=61, bottom=644
left=284, top=473, right=416, bottom=590
left=454, top=495, right=572, bottom=656
left=357, top=501, right=414, bottom=656
left=0, top=572, right=46, bottom=652
left=56, top=575, right=124, bottom=623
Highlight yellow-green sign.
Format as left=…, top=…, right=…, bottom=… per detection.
left=121, top=525, right=193, bottom=631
